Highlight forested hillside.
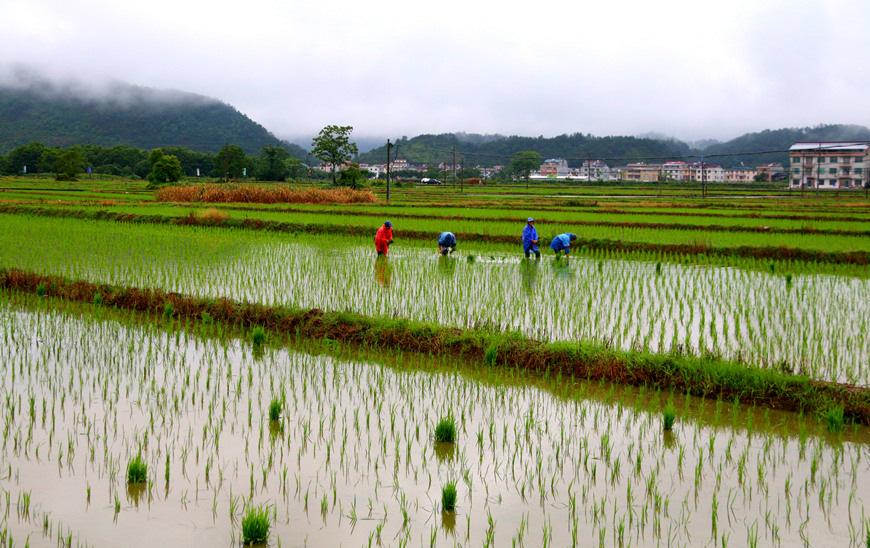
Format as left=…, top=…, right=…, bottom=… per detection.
left=698, top=125, right=870, bottom=167
left=356, top=125, right=870, bottom=168
left=355, top=133, right=684, bottom=168
left=0, top=82, right=307, bottom=157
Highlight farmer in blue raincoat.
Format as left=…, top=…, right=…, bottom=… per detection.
left=438, top=232, right=457, bottom=255
left=550, top=233, right=577, bottom=258
left=522, top=218, right=540, bottom=259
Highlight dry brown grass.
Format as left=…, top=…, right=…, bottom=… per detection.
left=155, top=184, right=377, bottom=205
left=199, top=208, right=229, bottom=222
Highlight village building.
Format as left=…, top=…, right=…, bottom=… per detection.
left=789, top=142, right=870, bottom=189
left=540, top=158, right=570, bottom=177
left=724, top=166, right=757, bottom=183
left=580, top=160, right=612, bottom=181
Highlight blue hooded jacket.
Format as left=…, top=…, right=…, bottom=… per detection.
left=550, top=233, right=573, bottom=252
left=438, top=232, right=456, bottom=247
left=522, top=224, right=538, bottom=246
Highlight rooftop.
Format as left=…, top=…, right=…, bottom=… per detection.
left=790, top=142, right=869, bottom=152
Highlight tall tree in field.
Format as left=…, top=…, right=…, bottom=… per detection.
left=510, top=151, right=542, bottom=189
left=257, top=146, right=290, bottom=181
left=311, top=125, right=359, bottom=185
left=55, top=149, right=86, bottom=180
left=214, top=144, right=247, bottom=180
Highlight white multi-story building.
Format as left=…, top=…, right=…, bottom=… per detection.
left=789, top=142, right=869, bottom=189
left=724, top=166, right=757, bottom=183
left=687, top=163, right=725, bottom=182
left=661, top=161, right=688, bottom=181
left=580, top=160, right=612, bottom=181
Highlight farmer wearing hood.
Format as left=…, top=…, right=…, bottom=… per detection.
left=375, top=221, right=393, bottom=256
left=522, top=218, right=540, bottom=259
left=550, top=232, right=577, bottom=258
left=437, top=232, right=457, bottom=255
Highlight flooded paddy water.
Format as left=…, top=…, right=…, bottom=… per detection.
left=3, top=216, right=870, bottom=384
left=1, top=294, right=869, bottom=547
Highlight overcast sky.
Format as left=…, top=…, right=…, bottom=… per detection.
left=1, top=0, right=869, bottom=145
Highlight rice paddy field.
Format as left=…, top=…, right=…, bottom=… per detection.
left=2, top=176, right=870, bottom=546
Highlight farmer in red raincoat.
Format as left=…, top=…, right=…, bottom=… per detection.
left=375, top=221, right=393, bottom=256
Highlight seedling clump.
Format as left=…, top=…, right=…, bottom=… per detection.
left=126, top=454, right=148, bottom=484
left=268, top=397, right=282, bottom=422
left=441, top=482, right=458, bottom=512
left=484, top=344, right=497, bottom=367
left=663, top=402, right=677, bottom=431
left=252, top=327, right=266, bottom=346
left=823, top=405, right=845, bottom=434
left=241, top=504, right=270, bottom=545
left=434, top=415, right=457, bottom=443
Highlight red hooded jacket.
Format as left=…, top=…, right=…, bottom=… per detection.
left=375, top=225, right=393, bottom=254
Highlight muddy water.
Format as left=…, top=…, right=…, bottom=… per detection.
left=0, top=294, right=868, bottom=547
left=3, top=217, right=870, bottom=384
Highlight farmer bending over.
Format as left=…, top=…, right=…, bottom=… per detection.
left=438, top=232, right=457, bottom=256
left=375, top=221, right=393, bottom=256
left=550, top=232, right=577, bottom=258
left=522, top=218, right=540, bottom=259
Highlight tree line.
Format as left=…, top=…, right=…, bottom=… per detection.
left=0, top=142, right=329, bottom=183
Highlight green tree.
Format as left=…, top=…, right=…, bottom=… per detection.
left=337, top=163, right=370, bottom=189
left=284, top=157, right=307, bottom=181
left=147, top=151, right=183, bottom=186
left=55, top=149, right=86, bottom=180
left=754, top=172, right=770, bottom=182
left=9, top=142, right=46, bottom=174
left=257, top=146, right=290, bottom=181
left=214, top=144, right=247, bottom=180
left=310, top=125, right=359, bottom=185
left=39, top=148, right=61, bottom=175
left=510, top=151, right=541, bottom=188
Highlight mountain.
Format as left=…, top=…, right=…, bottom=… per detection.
left=692, top=125, right=870, bottom=167
left=0, top=75, right=307, bottom=157
left=355, top=132, right=684, bottom=168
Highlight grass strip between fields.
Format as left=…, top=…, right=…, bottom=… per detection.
left=203, top=204, right=870, bottom=237
left=2, top=204, right=869, bottom=266
left=3, top=267, right=869, bottom=425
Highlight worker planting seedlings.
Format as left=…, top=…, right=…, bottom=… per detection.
left=438, top=231, right=457, bottom=256
left=550, top=232, right=578, bottom=259
left=374, top=220, right=393, bottom=256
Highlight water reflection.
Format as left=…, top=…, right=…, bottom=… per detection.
left=374, top=257, right=392, bottom=288
left=551, top=258, right=573, bottom=280
left=437, top=255, right=456, bottom=277
left=126, top=483, right=147, bottom=507
left=519, top=260, right=540, bottom=295
left=434, top=441, right=455, bottom=463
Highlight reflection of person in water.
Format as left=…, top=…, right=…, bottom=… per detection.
left=375, top=256, right=393, bottom=287
left=552, top=257, right=573, bottom=280
left=519, top=258, right=539, bottom=294
left=438, top=254, right=456, bottom=277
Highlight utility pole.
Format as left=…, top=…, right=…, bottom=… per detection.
left=816, top=143, right=821, bottom=197
left=702, top=159, right=707, bottom=198
left=452, top=147, right=457, bottom=189
left=224, top=142, right=230, bottom=183
left=386, top=139, right=392, bottom=203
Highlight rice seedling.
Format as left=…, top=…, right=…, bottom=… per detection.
left=126, top=454, right=148, bottom=484
left=252, top=327, right=266, bottom=347
left=441, top=481, right=457, bottom=512
left=434, top=415, right=457, bottom=443
left=268, top=397, right=282, bottom=422
left=663, top=403, right=676, bottom=431
left=822, top=406, right=845, bottom=434
left=241, top=504, right=270, bottom=545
